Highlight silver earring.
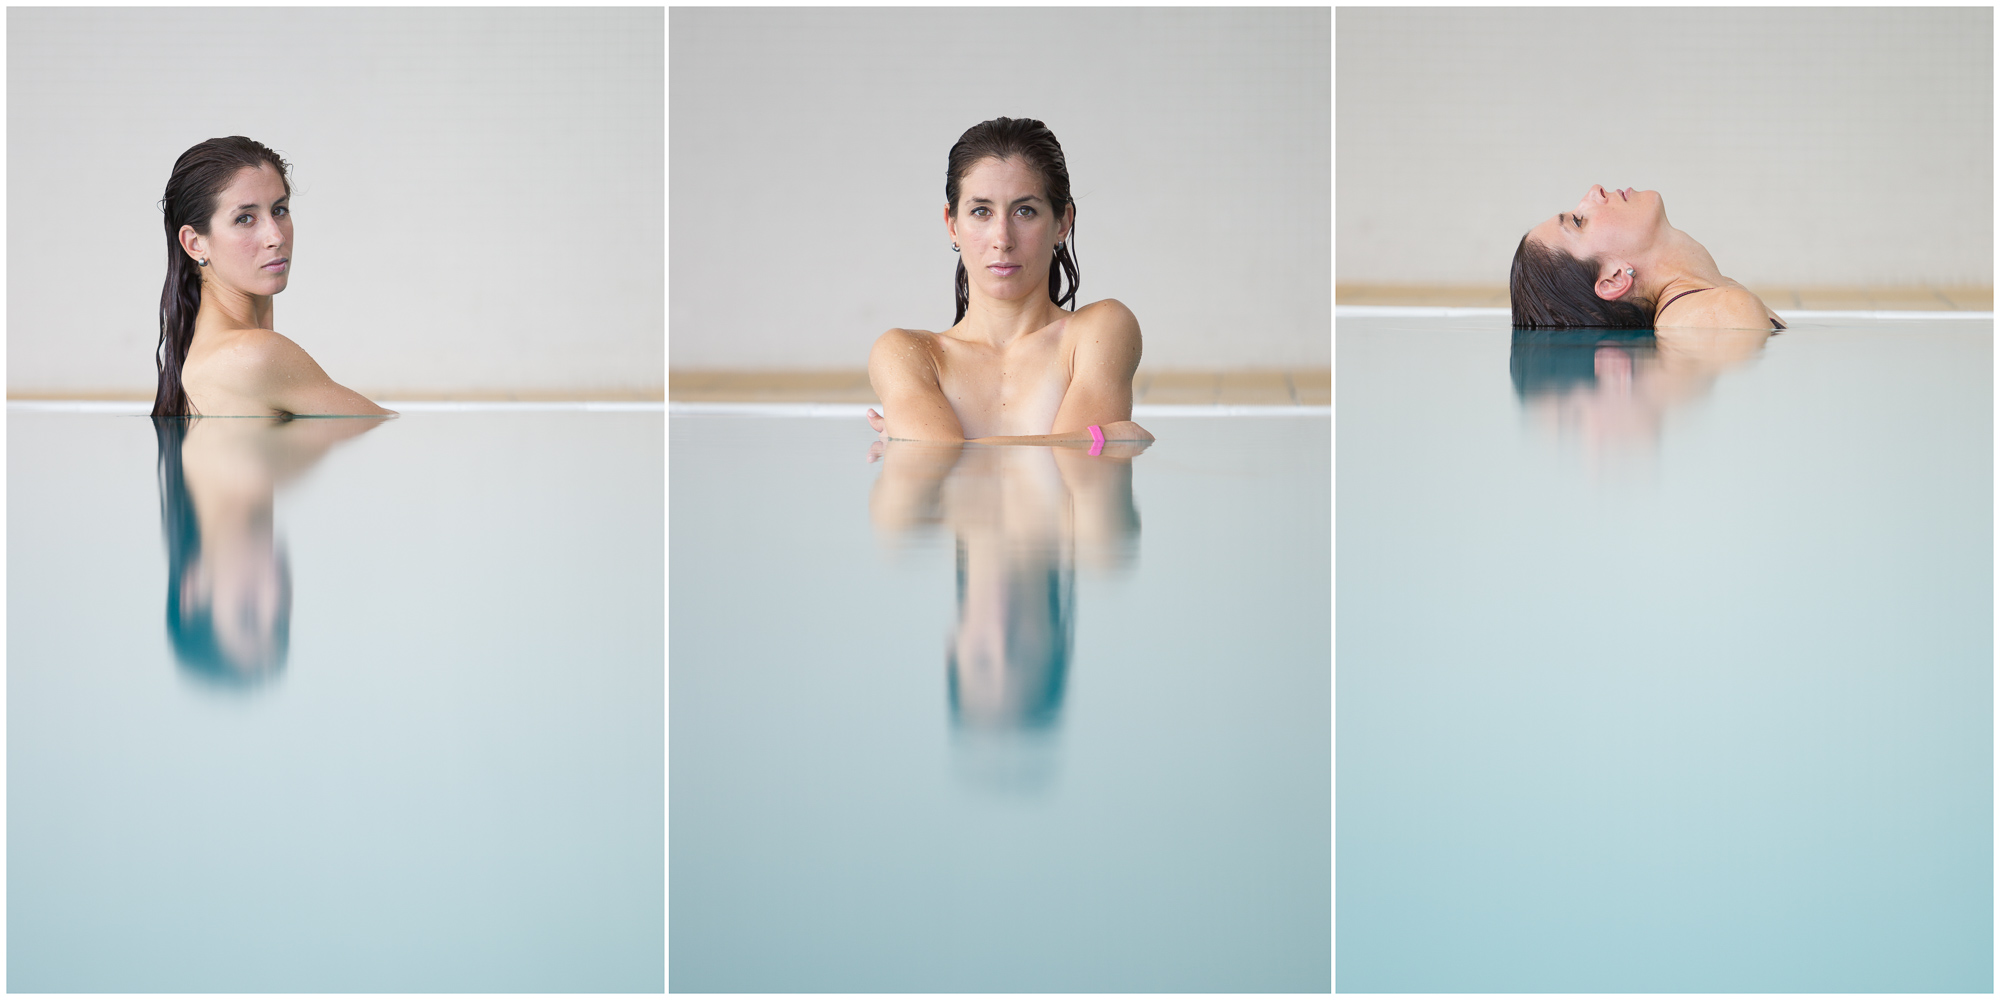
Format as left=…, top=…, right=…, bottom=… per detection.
left=1625, top=268, right=1634, bottom=276
left=952, top=243, right=960, bottom=252
left=1056, top=241, right=1064, bottom=251
left=199, top=259, right=208, bottom=267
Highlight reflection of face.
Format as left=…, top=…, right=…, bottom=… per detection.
left=1524, top=184, right=1667, bottom=269
left=951, top=599, right=1061, bottom=726
left=180, top=546, right=288, bottom=676
left=946, top=156, right=1071, bottom=302
left=948, top=532, right=1069, bottom=729
left=1525, top=344, right=1662, bottom=454
left=192, top=163, right=293, bottom=297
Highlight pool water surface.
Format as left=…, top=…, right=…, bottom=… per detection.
left=8, top=409, right=664, bottom=992
left=669, top=413, right=1331, bottom=992
left=1337, top=315, right=1992, bottom=992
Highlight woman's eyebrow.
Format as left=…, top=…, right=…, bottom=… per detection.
left=234, top=196, right=289, bottom=210
left=967, top=195, right=1044, bottom=205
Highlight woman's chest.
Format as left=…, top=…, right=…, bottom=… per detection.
left=935, top=335, right=1072, bottom=439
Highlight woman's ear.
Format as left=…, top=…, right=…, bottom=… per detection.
left=178, top=224, right=206, bottom=265
left=1596, top=264, right=1634, bottom=301
left=1060, top=202, right=1075, bottom=244
left=943, top=203, right=957, bottom=243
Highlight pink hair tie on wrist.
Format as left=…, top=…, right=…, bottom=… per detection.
left=1087, top=424, right=1105, bottom=456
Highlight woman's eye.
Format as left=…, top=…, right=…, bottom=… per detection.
left=1016, top=206, right=1035, bottom=217
left=274, top=206, right=288, bottom=217
left=237, top=214, right=253, bottom=225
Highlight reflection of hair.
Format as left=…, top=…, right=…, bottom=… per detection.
left=154, top=137, right=292, bottom=418
left=153, top=417, right=291, bottom=687
left=945, top=540, right=1072, bottom=729
left=1510, top=235, right=1656, bottom=330
left=945, top=117, right=1079, bottom=325
left=1509, top=329, right=1656, bottom=398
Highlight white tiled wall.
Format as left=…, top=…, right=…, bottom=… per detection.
left=9, top=8, right=663, bottom=396
left=669, top=8, right=1332, bottom=370
left=1337, top=7, right=1993, bottom=287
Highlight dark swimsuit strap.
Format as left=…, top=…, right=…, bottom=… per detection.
left=1659, top=286, right=1715, bottom=313
left=1656, top=285, right=1787, bottom=329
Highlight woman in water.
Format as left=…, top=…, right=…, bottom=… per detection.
left=1510, top=185, right=1788, bottom=331
left=153, top=136, right=393, bottom=418
left=866, top=117, right=1153, bottom=447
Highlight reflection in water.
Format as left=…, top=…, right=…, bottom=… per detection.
left=870, top=439, right=1146, bottom=791
left=153, top=415, right=387, bottom=690
left=1511, top=327, right=1773, bottom=468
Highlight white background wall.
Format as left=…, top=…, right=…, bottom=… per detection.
left=669, top=7, right=1330, bottom=371
left=9, top=7, right=663, bottom=397
left=1338, top=7, right=1993, bottom=288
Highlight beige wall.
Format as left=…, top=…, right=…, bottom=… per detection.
left=669, top=7, right=1331, bottom=371
left=1337, top=7, right=1993, bottom=288
left=9, top=8, right=663, bottom=398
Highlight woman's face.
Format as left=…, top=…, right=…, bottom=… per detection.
left=1527, top=184, right=1666, bottom=264
left=946, top=156, right=1073, bottom=299
left=188, top=163, right=292, bottom=296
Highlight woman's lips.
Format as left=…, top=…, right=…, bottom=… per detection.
left=261, top=258, right=289, bottom=272
left=987, top=264, right=1020, bottom=276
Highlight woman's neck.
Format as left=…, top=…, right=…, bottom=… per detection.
left=955, top=285, right=1065, bottom=348
left=196, top=280, right=275, bottom=333
left=1640, top=227, right=1729, bottom=301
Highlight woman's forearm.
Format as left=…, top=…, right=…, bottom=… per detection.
left=967, top=420, right=1154, bottom=446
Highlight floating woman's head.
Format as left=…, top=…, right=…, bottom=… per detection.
left=1511, top=184, right=1666, bottom=329
left=944, top=117, right=1079, bottom=325
left=154, top=136, right=293, bottom=417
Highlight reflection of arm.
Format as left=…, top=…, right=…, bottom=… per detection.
left=260, top=416, right=389, bottom=485
left=1052, top=446, right=1142, bottom=570
left=869, top=440, right=965, bottom=537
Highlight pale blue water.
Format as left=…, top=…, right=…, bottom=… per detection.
left=1337, top=316, right=1992, bottom=992
left=669, top=414, right=1331, bottom=992
left=8, top=409, right=663, bottom=992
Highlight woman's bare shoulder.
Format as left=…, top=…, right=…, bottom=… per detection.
left=1066, top=299, right=1141, bottom=348
left=1071, top=298, right=1137, bottom=325
left=1660, top=287, right=1777, bottom=331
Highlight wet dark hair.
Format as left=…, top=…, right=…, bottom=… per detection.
left=154, top=417, right=292, bottom=688
left=1510, top=234, right=1656, bottom=329
left=945, top=117, right=1079, bottom=325
left=154, top=137, right=292, bottom=418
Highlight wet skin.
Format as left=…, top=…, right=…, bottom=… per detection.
left=1525, top=184, right=1786, bottom=331
left=176, top=163, right=394, bottom=417
left=867, top=156, right=1152, bottom=446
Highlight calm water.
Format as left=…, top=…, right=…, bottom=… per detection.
left=669, top=414, right=1331, bottom=992
left=8, top=409, right=664, bottom=992
left=1338, top=316, right=1993, bottom=992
